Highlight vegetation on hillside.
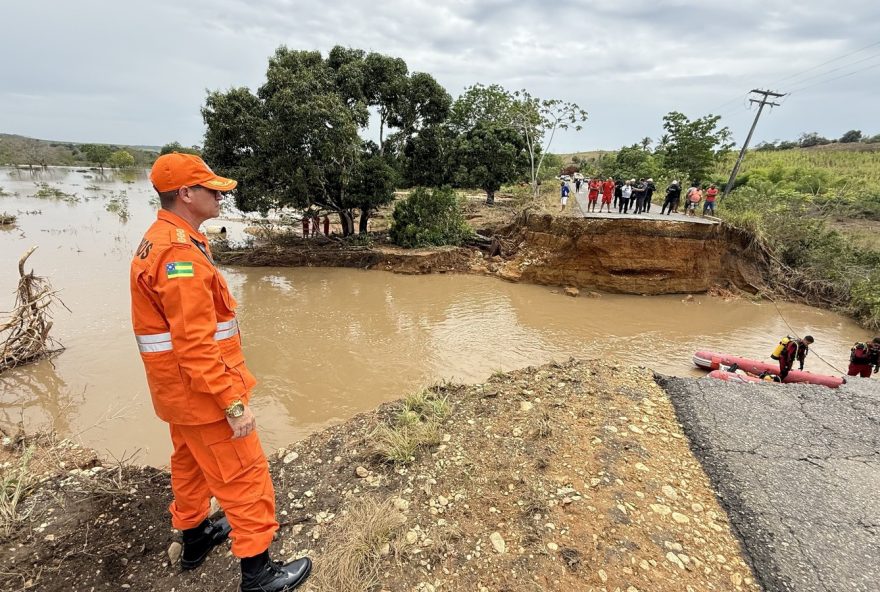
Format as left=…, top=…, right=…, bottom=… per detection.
left=0, top=134, right=157, bottom=168
left=715, top=147, right=880, bottom=329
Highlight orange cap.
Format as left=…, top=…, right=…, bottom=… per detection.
left=149, top=153, right=237, bottom=193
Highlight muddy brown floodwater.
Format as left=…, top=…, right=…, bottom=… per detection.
left=0, top=167, right=869, bottom=465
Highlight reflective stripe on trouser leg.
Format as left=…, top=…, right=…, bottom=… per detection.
left=168, top=424, right=212, bottom=530
left=171, top=420, right=278, bottom=558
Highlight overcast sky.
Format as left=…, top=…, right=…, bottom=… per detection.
left=2, top=0, right=879, bottom=152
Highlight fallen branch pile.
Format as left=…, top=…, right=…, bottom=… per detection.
left=0, top=247, right=66, bottom=373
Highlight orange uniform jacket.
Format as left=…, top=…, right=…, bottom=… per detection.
left=130, top=209, right=256, bottom=425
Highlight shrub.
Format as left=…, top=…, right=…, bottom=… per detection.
left=389, top=186, right=472, bottom=248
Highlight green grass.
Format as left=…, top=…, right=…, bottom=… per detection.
left=714, top=147, right=880, bottom=329
left=374, top=390, right=450, bottom=464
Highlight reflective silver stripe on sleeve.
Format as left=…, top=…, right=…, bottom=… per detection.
left=214, top=319, right=239, bottom=341
left=135, top=319, right=238, bottom=353
left=135, top=332, right=172, bottom=353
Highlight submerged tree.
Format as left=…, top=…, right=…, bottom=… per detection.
left=81, top=144, right=113, bottom=171
left=108, top=150, right=135, bottom=169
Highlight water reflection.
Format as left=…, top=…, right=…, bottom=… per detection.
left=0, top=363, right=78, bottom=435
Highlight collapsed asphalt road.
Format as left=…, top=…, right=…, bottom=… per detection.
left=658, top=374, right=880, bottom=592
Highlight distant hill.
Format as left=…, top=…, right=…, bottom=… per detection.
left=0, top=133, right=160, bottom=167
left=556, top=150, right=615, bottom=164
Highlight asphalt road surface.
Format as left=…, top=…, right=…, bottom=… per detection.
left=658, top=375, right=880, bottom=592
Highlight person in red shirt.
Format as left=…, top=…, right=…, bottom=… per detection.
left=600, top=177, right=615, bottom=213
left=703, top=184, right=719, bottom=216
left=587, top=178, right=601, bottom=212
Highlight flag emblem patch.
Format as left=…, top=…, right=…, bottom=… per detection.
left=166, top=261, right=194, bottom=279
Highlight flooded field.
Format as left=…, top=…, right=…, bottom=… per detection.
left=0, top=167, right=869, bottom=465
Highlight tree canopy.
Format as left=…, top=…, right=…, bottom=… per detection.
left=159, top=142, right=201, bottom=156
left=661, top=112, right=733, bottom=183
left=451, top=122, right=529, bottom=204
left=108, top=149, right=135, bottom=168
left=81, top=144, right=113, bottom=170
left=202, top=45, right=449, bottom=235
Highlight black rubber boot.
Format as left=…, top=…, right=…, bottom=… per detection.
left=180, top=516, right=232, bottom=570
left=240, top=551, right=312, bottom=592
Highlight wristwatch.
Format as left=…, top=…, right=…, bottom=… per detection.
left=225, top=399, right=245, bottom=418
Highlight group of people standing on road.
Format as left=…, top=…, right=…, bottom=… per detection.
left=660, top=182, right=720, bottom=217
left=562, top=177, right=720, bottom=218
left=562, top=177, right=658, bottom=214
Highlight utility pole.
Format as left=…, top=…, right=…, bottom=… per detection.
left=722, top=89, right=785, bottom=200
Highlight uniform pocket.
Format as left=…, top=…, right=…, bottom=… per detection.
left=202, top=422, right=265, bottom=485
left=142, top=351, right=187, bottom=408
left=217, top=339, right=257, bottom=393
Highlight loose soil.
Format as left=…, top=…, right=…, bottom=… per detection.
left=2, top=360, right=758, bottom=592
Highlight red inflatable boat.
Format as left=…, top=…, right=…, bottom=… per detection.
left=708, top=369, right=774, bottom=384
left=693, top=350, right=845, bottom=388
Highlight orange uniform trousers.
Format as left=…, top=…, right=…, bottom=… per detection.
left=169, top=419, right=278, bottom=558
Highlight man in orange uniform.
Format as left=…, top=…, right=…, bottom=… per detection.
left=131, top=153, right=311, bottom=591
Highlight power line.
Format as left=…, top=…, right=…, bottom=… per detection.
left=767, top=39, right=880, bottom=87
left=722, top=89, right=785, bottom=200
left=709, top=40, right=880, bottom=120
left=781, top=51, right=880, bottom=89
left=788, top=60, right=880, bottom=95
left=708, top=92, right=751, bottom=115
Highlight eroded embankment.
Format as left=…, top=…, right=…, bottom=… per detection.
left=2, top=361, right=759, bottom=592
left=486, top=213, right=768, bottom=295
left=216, top=214, right=770, bottom=297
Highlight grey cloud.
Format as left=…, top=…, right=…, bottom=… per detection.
left=0, top=0, right=878, bottom=149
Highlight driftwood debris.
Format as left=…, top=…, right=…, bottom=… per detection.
left=0, top=247, right=66, bottom=373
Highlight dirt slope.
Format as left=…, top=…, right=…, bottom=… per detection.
left=488, top=213, right=767, bottom=295
left=2, top=361, right=758, bottom=592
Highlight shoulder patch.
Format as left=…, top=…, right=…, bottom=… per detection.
left=165, top=261, right=195, bottom=279
left=170, top=228, right=188, bottom=244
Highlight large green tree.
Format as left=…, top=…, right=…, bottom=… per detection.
left=449, top=84, right=587, bottom=198
left=349, top=150, right=397, bottom=233
left=662, top=112, right=733, bottom=183
left=451, top=122, right=528, bottom=204
left=202, top=45, right=448, bottom=236
left=401, top=124, right=457, bottom=187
